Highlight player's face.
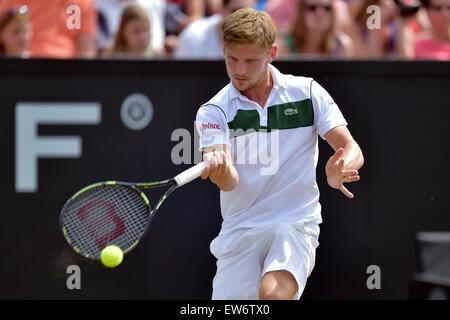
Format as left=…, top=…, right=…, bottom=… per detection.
left=224, top=43, right=276, bottom=92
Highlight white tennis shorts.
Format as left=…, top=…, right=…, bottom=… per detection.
left=210, top=221, right=320, bottom=300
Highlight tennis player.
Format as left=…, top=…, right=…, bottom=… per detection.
left=196, top=8, right=364, bottom=300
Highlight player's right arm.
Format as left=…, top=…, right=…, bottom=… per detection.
left=201, top=144, right=239, bottom=191
left=196, top=104, right=238, bottom=191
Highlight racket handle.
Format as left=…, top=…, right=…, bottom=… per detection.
left=174, top=162, right=206, bottom=186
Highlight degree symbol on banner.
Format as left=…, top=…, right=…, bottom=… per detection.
left=120, top=93, right=154, bottom=130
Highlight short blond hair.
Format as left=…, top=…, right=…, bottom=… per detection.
left=221, top=8, right=277, bottom=50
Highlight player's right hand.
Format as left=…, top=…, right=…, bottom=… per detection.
left=201, top=146, right=239, bottom=191
left=202, top=149, right=231, bottom=179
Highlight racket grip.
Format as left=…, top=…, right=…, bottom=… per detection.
left=174, top=162, right=206, bottom=186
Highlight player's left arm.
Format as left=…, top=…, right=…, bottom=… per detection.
left=324, top=125, right=364, bottom=199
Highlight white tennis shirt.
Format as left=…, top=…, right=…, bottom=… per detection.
left=196, top=65, right=347, bottom=233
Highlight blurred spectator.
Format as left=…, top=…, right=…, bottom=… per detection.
left=105, top=5, right=159, bottom=58
left=165, top=0, right=226, bottom=36
left=0, top=5, right=31, bottom=57
left=207, top=0, right=226, bottom=14
left=267, top=0, right=351, bottom=38
left=266, top=0, right=299, bottom=36
left=0, top=0, right=97, bottom=59
left=165, top=0, right=205, bottom=36
left=164, top=0, right=227, bottom=56
left=96, top=0, right=133, bottom=53
left=173, top=0, right=257, bottom=59
left=95, top=0, right=166, bottom=54
left=414, top=0, right=450, bottom=59
left=334, top=0, right=358, bottom=37
left=346, top=0, right=417, bottom=58
left=136, top=0, right=166, bottom=51
left=277, top=0, right=355, bottom=58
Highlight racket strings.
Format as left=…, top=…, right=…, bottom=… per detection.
left=62, top=185, right=149, bottom=259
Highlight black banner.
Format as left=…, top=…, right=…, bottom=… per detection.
left=1, top=59, right=449, bottom=299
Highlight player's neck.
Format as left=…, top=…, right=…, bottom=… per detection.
left=241, top=71, right=273, bottom=108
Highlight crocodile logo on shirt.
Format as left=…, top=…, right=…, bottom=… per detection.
left=284, top=108, right=299, bottom=116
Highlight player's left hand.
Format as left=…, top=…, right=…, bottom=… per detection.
left=325, top=147, right=360, bottom=199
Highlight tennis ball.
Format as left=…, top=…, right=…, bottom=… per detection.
left=100, top=245, right=123, bottom=268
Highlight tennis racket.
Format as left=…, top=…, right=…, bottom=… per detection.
left=60, top=162, right=206, bottom=261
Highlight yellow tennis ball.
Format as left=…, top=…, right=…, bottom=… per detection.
left=100, top=245, right=123, bottom=268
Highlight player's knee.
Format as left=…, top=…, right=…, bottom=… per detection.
left=213, top=291, right=257, bottom=300
left=259, top=287, right=292, bottom=300
left=259, top=270, right=299, bottom=300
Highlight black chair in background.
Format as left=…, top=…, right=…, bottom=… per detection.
left=409, top=232, right=450, bottom=300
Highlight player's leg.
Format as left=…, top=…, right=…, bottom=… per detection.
left=212, top=251, right=262, bottom=299
left=211, top=231, right=267, bottom=300
left=259, top=269, right=298, bottom=300
left=259, top=222, right=320, bottom=300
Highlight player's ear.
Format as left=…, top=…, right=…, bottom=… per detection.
left=268, top=45, right=277, bottom=63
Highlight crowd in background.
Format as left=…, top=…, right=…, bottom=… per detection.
left=0, top=0, right=448, bottom=60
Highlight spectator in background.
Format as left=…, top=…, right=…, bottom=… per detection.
left=346, top=0, right=417, bottom=58
left=106, top=4, right=160, bottom=58
left=165, top=0, right=226, bottom=36
left=207, top=0, right=226, bottom=14
left=96, top=0, right=134, bottom=54
left=0, top=5, right=31, bottom=57
left=0, top=0, right=97, bottom=59
left=164, top=0, right=207, bottom=54
left=266, top=0, right=299, bottom=36
left=414, top=0, right=450, bottom=59
left=173, top=0, right=257, bottom=59
left=165, top=0, right=206, bottom=36
left=277, top=0, right=354, bottom=58
left=267, top=0, right=352, bottom=39
left=95, top=0, right=166, bottom=55
left=164, top=0, right=226, bottom=55
left=135, top=0, right=166, bottom=52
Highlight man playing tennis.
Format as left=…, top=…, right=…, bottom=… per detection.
left=196, top=8, right=364, bottom=300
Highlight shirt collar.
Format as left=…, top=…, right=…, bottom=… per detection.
left=270, top=64, right=286, bottom=90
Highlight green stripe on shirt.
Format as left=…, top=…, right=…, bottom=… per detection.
left=268, top=99, right=314, bottom=129
left=227, top=99, right=313, bottom=136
